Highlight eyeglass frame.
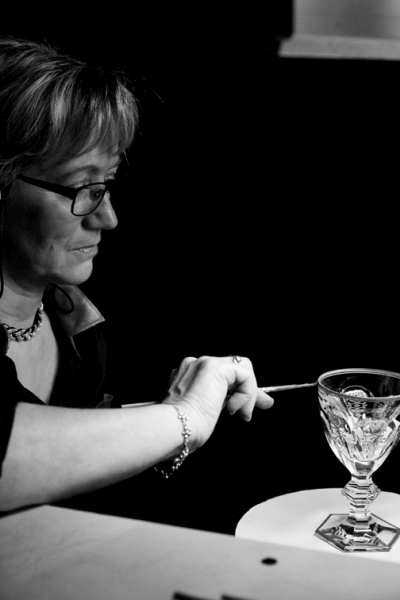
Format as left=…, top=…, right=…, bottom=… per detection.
left=17, top=174, right=118, bottom=216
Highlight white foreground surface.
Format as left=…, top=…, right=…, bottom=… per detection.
left=1, top=502, right=400, bottom=599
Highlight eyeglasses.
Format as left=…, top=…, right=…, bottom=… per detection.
left=17, top=175, right=119, bottom=216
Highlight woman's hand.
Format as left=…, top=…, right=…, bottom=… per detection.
left=163, top=356, right=274, bottom=450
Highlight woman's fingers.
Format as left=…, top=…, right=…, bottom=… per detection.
left=168, top=357, right=197, bottom=390
left=222, top=356, right=274, bottom=421
left=255, top=391, right=274, bottom=410
left=164, top=355, right=274, bottom=446
left=173, top=355, right=274, bottom=419
left=167, top=368, right=178, bottom=387
left=227, top=390, right=274, bottom=421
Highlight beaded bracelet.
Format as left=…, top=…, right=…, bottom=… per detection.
left=154, top=404, right=192, bottom=479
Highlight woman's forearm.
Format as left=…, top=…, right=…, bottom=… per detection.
left=0, top=402, right=187, bottom=512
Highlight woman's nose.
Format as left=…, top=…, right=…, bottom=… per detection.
left=85, top=195, right=118, bottom=230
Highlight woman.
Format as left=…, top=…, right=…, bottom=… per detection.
left=0, top=36, right=274, bottom=513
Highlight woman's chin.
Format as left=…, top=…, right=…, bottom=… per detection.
left=53, top=260, right=95, bottom=287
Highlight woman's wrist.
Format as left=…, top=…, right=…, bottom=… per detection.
left=161, top=398, right=205, bottom=453
left=154, top=404, right=192, bottom=479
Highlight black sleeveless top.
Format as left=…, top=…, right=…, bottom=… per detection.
left=0, top=285, right=113, bottom=476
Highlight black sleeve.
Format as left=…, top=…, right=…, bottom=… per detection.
left=0, top=355, right=21, bottom=476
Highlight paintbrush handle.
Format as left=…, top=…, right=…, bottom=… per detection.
left=261, top=382, right=317, bottom=393
left=121, top=383, right=317, bottom=409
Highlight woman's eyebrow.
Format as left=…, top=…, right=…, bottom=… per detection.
left=55, top=157, right=122, bottom=182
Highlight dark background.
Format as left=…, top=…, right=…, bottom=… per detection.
left=2, top=19, right=400, bottom=533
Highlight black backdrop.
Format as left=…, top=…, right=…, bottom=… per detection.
left=2, top=23, right=400, bottom=532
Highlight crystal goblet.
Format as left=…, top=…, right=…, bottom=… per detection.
left=315, top=368, right=400, bottom=552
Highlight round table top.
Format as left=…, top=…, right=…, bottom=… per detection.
left=235, top=488, right=400, bottom=562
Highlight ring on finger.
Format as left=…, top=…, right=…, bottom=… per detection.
left=231, top=355, right=242, bottom=364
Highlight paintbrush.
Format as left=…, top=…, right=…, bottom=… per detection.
left=260, top=382, right=317, bottom=393
left=122, top=382, right=317, bottom=408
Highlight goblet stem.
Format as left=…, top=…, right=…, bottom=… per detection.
left=341, top=476, right=380, bottom=530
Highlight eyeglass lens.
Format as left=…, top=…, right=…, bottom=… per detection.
left=72, top=183, right=109, bottom=216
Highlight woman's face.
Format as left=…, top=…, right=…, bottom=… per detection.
left=1, top=142, right=119, bottom=293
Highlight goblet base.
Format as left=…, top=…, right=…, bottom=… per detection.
left=315, top=513, right=400, bottom=552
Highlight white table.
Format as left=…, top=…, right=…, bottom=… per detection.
left=236, top=488, right=400, bottom=563
left=1, top=503, right=400, bottom=599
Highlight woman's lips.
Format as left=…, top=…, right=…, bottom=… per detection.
left=71, top=244, right=99, bottom=257
left=75, top=245, right=97, bottom=252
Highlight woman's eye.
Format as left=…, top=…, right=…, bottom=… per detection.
left=89, top=187, right=105, bottom=201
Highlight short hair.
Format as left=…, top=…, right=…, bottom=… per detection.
left=0, top=36, right=138, bottom=191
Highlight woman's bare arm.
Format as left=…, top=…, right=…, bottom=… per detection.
left=0, top=402, right=186, bottom=512
left=0, top=355, right=274, bottom=513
